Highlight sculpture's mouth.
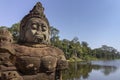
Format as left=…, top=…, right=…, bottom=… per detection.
left=34, top=35, right=44, bottom=43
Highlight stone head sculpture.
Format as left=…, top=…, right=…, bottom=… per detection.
left=0, top=28, right=14, bottom=54
left=19, top=2, right=50, bottom=44
left=0, top=28, right=13, bottom=43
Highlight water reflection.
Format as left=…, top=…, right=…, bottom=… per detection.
left=62, top=61, right=117, bottom=80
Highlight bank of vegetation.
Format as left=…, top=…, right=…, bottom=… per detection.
left=1, top=23, right=120, bottom=61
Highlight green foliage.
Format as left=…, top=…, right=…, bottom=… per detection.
left=50, top=26, right=59, bottom=45
left=92, top=45, right=120, bottom=60
left=8, top=22, right=20, bottom=41
left=0, top=26, right=8, bottom=29
left=50, top=26, right=120, bottom=61
left=62, top=62, right=92, bottom=80
left=0, top=22, right=20, bottom=42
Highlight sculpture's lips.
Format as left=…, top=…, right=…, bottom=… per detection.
left=34, top=35, right=44, bottom=43
left=37, top=38, right=43, bottom=42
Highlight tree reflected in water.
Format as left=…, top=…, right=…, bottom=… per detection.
left=62, top=62, right=117, bottom=80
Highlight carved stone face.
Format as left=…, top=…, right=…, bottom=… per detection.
left=24, top=18, right=49, bottom=44
left=0, top=29, right=13, bottom=44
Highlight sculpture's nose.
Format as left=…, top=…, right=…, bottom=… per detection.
left=35, top=31, right=42, bottom=35
left=36, top=31, right=40, bottom=34
left=38, top=26, right=42, bottom=32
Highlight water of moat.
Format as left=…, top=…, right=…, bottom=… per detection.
left=62, top=60, right=120, bottom=80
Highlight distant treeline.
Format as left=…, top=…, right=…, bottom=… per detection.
left=50, top=26, right=120, bottom=60
left=1, top=22, right=120, bottom=61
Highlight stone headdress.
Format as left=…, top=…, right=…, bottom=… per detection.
left=19, top=2, right=50, bottom=42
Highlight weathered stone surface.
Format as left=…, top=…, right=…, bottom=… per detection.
left=1, top=71, right=23, bottom=80
left=0, top=2, right=68, bottom=80
left=23, top=73, right=55, bottom=80
left=0, top=29, right=14, bottom=67
left=0, top=29, right=22, bottom=80
left=13, top=44, right=67, bottom=75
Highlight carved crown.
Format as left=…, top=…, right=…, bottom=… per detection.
left=20, top=2, right=49, bottom=29
left=19, top=2, right=50, bottom=42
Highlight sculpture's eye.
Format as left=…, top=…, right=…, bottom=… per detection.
left=3, top=38, right=8, bottom=41
left=0, top=38, right=7, bottom=42
left=41, top=24, right=46, bottom=31
left=31, top=24, right=37, bottom=30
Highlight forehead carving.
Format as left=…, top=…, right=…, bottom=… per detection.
left=26, top=18, right=48, bottom=29
left=19, top=2, right=50, bottom=44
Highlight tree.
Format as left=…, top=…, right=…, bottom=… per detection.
left=81, top=41, right=88, bottom=47
left=50, top=26, right=60, bottom=45
left=8, top=22, right=20, bottom=41
left=0, top=26, right=8, bottom=29
left=70, top=37, right=81, bottom=58
left=50, top=26, right=59, bottom=38
left=72, top=37, right=79, bottom=43
left=62, top=39, right=71, bottom=59
left=92, top=45, right=119, bottom=59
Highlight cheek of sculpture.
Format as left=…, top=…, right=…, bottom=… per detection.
left=25, top=28, right=35, bottom=42
left=40, top=25, right=49, bottom=43
left=43, top=31, right=49, bottom=42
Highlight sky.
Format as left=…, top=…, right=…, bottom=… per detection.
left=0, top=0, right=120, bottom=51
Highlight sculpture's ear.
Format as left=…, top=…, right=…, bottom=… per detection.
left=19, top=25, right=25, bottom=42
